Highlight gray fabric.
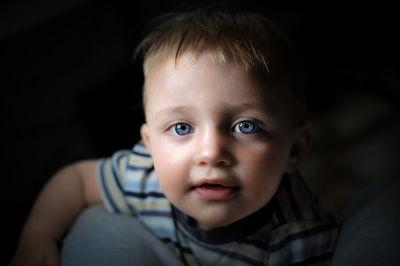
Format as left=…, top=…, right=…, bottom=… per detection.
left=331, top=178, right=400, bottom=266
left=61, top=205, right=184, bottom=266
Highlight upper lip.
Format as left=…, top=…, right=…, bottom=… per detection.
left=193, top=179, right=237, bottom=188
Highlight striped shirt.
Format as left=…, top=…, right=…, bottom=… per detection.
left=98, top=141, right=340, bottom=265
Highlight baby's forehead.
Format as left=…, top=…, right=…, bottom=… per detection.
left=152, top=51, right=287, bottom=84
left=144, top=53, right=293, bottom=116
left=145, top=50, right=274, bottom=84
left=146, top=51, right=289, bottom=91
left=145, top=52, right=265, bottom=91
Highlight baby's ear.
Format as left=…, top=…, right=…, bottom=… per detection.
left=287, top=120, right=314, bottom=173
left=140, top=123, right=151, bottom=151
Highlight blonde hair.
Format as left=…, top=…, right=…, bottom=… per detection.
left=135, top=4, right=306, bottom=121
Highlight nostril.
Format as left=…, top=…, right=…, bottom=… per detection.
left=216, top=159, right=230, bottom=167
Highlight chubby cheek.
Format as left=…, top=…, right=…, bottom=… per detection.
left=152, top=158, right=181, bottom=204
left=239, top=144, right=289, bottom=200
left=150, top=140, right=191, bottom=200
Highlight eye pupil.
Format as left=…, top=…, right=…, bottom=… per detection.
left=175, top=123, right=191, bottom=135
left=237, top=121, right=256, bottom=134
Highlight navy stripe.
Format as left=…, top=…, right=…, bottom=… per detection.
left=204, top=245, right=264, bottom=266
left=283, top=177, right=303, bottom=220
left=221, top=251, right=264, bottom=265
left=131, top=149, right=151, bottom=157
left=270, top=221, right=338, bottom=252
left=127, top=164, right=151, bottom=171
left=111, top=162, right=124, bottom=192
left=272, top=198, right=287, bottom=226
left=99, top=160, right=120, bottom=213
left=184, top=233, right=265, bottom=265
left=139, top=210, right=172, bottom=218
left=296, top=174, right=321, bottom=220
left=241, top=238, right=269, bottom=251
left=296, top=173, right=313, bottom=197
left=160, top=238, right=193, bottom=255
left=290, top=252, right=333, bottom=265
left=125, top=191, right=165, bottom=199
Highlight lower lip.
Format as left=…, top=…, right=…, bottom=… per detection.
left=194, top=186, right=237, bottom=200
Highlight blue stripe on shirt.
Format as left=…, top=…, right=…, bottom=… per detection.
left=161, top=237, right=194, bottom=255
left=193, top=242, right=266, bottom=266
left=110, top=162, right=124, bottom=192
left=282, top=177, right=303, bottom=220
left=99, top=160, right=120, bottom=213
left=125, top=191, right=165, bottom=199
left=272, top=197, right=287, bottom=225
left=269, top=221, right=339, bottom=253
left=131, top=149, right=151, bottom=157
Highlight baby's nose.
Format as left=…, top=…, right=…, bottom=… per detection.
left=194, top=130, right=233, bottom=167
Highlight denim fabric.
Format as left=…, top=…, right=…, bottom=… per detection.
left=331, top=179, right=400, bottom=266
left=61, top=205, right=184, bottom=266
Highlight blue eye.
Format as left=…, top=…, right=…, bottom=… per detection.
left=174, top=123, right=192, bottom=136
left=234, top=121, right=259, bottom=134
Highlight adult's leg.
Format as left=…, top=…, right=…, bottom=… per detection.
left=61, top=205, right=184, bottom=266
left=331, top=178, right=400, bottom=266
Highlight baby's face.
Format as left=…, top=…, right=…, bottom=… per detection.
left=141, top=53, right=306, bottom=229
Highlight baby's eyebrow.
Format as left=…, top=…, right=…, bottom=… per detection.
left=216, top=103, right=274, bottom=117
left=153, top=103, right=271, bottom=121
left=153, top=106, right=194, bottom=119
left=227, top=103, right=266, bottom=113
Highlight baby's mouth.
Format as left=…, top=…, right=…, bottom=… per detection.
left=197, top=183, right=234, bottom=190
left=192, top=181, right=238, bottom=200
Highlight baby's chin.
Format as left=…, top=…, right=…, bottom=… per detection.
left=189, top=208, right=253, bottom=231
left=195, top=219, right=235, bottom=231
left=178, top=207, right=240, bottom=230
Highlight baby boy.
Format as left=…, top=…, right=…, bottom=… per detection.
left=11, top=5, right=339, bottom=266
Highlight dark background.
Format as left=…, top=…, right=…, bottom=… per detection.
left=2, top=0, right=399, bottom=264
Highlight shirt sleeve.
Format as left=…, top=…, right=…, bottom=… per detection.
left=97, top=150, right=134, bottom=214
left=97, top=141, right=158, bottom=216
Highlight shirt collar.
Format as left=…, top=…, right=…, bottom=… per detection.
left=172, top=201, right=273, bottom=244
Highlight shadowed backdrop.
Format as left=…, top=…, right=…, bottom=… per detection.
left=2, top=0, right=399, bottom=264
